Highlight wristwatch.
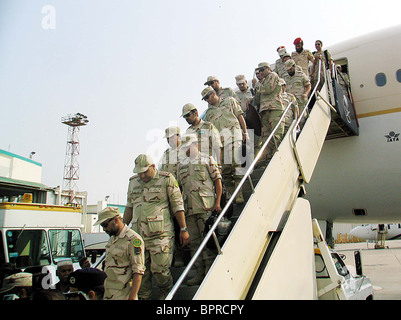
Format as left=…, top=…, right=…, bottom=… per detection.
left=180, top=227, right=188, bottom=232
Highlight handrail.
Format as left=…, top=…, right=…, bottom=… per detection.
left=165, top=84, right=299, bottom=300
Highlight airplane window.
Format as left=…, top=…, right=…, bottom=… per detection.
left=396, top=69, right=401, bottom=83
left=375, top=73, right=387, bottom=87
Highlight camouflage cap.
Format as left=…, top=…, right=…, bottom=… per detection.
left=164, top=126, right=180, bottom=138
left=133, top=154, right=154, bottom=173
left=201, top=86, right=215, bottom=100
left=204, top=75, right=218, bottom=85
left=235, top=74, right=246, bottom=84
left=181, top=103, right=197, bottom=117
left=94, top=206, right=121, bottom=226
left=0, top=272, right=32, bottom=294
left=180, top=134, right=198, bottom=149
left=256, top=62, right=270, bottom=70
left=285, top=59, right=296, bottom=70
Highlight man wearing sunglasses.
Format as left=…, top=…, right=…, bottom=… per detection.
left=94, top=206, right=145, bottom=300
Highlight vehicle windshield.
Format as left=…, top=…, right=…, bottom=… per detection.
left=331, top=253, right=350, bottom=278
left=5, top=229, right=51, bottom=268
left=48, top=229, right=84, bottom=263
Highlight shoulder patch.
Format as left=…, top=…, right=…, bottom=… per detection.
left=132, top=238, right=142, bottom=248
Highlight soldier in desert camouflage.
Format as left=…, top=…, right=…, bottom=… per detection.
left=204, top=75, right=239, bottom=102
left=159, top=126, right=181, bottom=179
left=181, top=103, right=222, bottom=164
left=177, top=134, right=222, bottom=286
left=201, top=86, right=248, bottom=204
left=285, top=59, right=312, bottom=124
left=95, top=207, right=145, bottom=300
left=253, top=62, right=285, bottom=166
left=123, top=154, right=189, bottom=300
left=279, top=78, right=299, bottom=134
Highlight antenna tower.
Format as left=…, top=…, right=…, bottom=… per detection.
left=61, top=113, right=89, bottom=205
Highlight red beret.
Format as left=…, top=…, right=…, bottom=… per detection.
left=294, top=37, right=303, bottom=45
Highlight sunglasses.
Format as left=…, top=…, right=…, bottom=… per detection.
left=100, top=217, right=115, bottom=228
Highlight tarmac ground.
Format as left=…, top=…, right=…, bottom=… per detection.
left=334, top=239, right=401, bottom=300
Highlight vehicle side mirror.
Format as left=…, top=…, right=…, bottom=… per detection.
left=354, top=250, right=363, bottom=276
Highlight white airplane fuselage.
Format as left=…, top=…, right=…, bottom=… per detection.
left=305, top=24, right=401, bottom=223
left=350, top=223, right=401, bottom=240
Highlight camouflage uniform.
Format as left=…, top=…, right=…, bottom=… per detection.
left=311, top=49, right=333, bottom=90
left=291, top=49, right=314, bottom=77
left=204, top=95, right=244, bottom=201
left=235, top=87, right=253, bottom=112
left=126, top=169, right=184, bottom=299
left=177, top=151, right=222, bottom=281
left=281, top=90, right=299, bottom=134
left=286, top=68, right=311, bottom=115
left=254, top=67, right=284, bottom=163
left=186, top=119, right=222, bottom=163
left=103, top=225, right=145, bottom=300
left=159, top=146, right=181, bottom=180
left=216, top=87, right=240, bottom=102
left=274, top=58, right=288, bottom=83
left=159, top=126, right=181, bottom=179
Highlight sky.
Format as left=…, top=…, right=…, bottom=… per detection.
left=0, top=0, right=400, bottom=205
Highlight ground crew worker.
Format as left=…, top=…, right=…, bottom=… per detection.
left=253, top=62, right=285, bottom=166
left=159, top=126, right=181, bottom=179
left=204, top=75, right=239, bottom=102
left=177, top=134, right=222, bottom=286
left=95, top=206, right=145, bottom=300
left=202, top=86, right=248, bottom=204
left=182, top=103, right=222, bottom=164
left=123, top=154, right=189, bottom=300
left=285, top=59, right=311, bottom=125
left=292, top=37, right=314, bottom=77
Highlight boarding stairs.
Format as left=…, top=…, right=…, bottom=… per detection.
left=166, top=61, right=358, bottom=300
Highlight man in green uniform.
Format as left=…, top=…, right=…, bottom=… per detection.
left=95, top=207, right=145, bottom=300
left=177, top=134, right=223, bottom=286
left=123, top=154, right=189, bottom=300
